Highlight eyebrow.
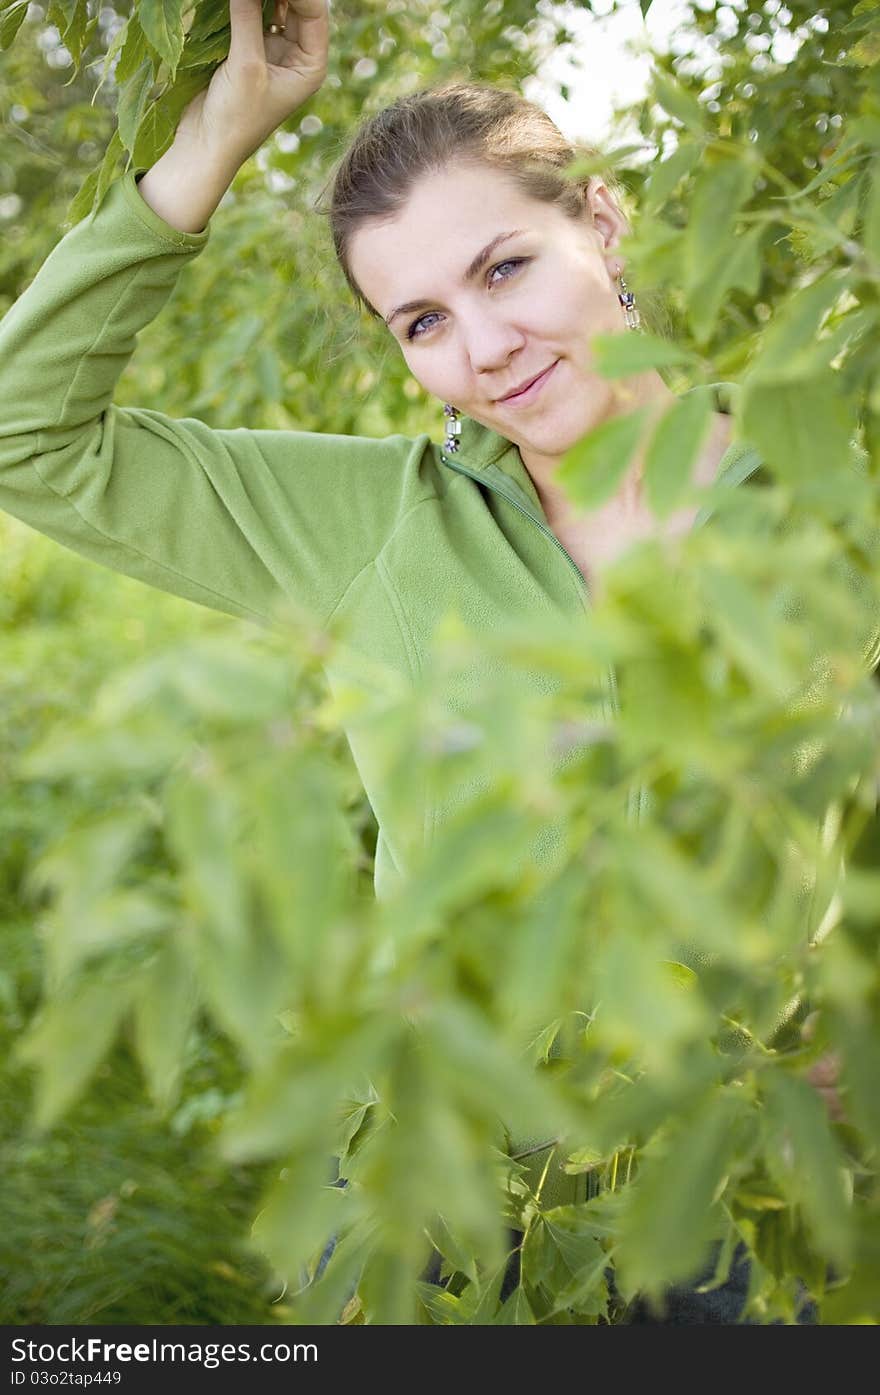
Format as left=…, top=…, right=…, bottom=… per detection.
left=384, top=230, right=526, bottom=329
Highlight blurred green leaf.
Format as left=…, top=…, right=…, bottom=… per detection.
left=762, top=1072, right=853, bottom=1269
left=652, top=70, right=708, bottom=137
left=15, top=975, right=140, bottom=1131
left=615, top=1088, right=747, bottom=1298
left=591, top=331, right=698, bottom=380
left=557, top=406, right=649, bottom=510
left=132, top=934, right=200, bottom=1110
left=740, top=376, right=857, bottom=491
left=642, top=384, right=714, bottom=519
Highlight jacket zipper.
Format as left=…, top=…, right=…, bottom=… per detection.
left=440, top=452, right=591, bottom=610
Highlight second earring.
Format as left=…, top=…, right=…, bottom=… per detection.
left=443, top=401, right=462, bottom=454
left=616, top=269, right=640, bottom=330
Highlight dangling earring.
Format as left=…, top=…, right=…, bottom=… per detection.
left=443, top=401, right=462, bottom=454
left=616, top=267, right=640, bottom=330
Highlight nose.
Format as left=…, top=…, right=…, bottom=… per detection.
left=464, top=307, right=526, bottom=377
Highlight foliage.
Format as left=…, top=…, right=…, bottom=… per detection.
left=2, top=0, right=880, bottom=1325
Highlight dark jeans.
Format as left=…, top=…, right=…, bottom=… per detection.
left=615, top=1241, right=818, bottom=1325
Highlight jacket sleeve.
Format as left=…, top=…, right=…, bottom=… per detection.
left=0, top=169, right=429, bottom=627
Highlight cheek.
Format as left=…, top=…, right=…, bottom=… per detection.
left=403, top=347, right=462, bottom=399
left=566, top=272, right=620, bottom=341
left=533, top=260, right=604, bottom=335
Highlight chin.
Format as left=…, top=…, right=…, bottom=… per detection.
left=520, top=419, right=588, bottom=459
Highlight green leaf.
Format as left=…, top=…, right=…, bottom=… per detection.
left=425, top=1000, right=572, bottom=1147
left=832, top=1012, right=880, bottom=1148
left=91, top=129, right=126, bottom=222
left=132, top=935, right=200, bottom=1111
left=493, top=1285, right=537, bottom=1324
left=699, top=563, right=798, bottom=698
left=19, top=719, right=184, bottom=781
left=687, top=226, right=764, bottom=345
left=293, top=1214, right=378, bottom=1325
left=99, top=637, right=297, bottom=724
left=762, top=1072, right=853, bottom=1268
left=0, top=0, right=28, bottom=49
left=251, top=1155, right=350, bottom=1288
left=219, top=1018, right=397, bottom=1163
left=138, top=0, right=187, bottom=79
left=56, top=0, right=94, bottom=68
left=131, top=71, right=211, bottom=171
left=652, top=70, right=708, bottom=136
left=785, top=125, right=873, bottom=201
left=746, top=273, right=850, bottom=384
left=846, top=31, right=880, bottom=66
left=24, top=807, right=150, bottom=907
left=163, top=768, right=253, bottom=949
left=93, top=15, right=135, bottom=101
left=556, top=405, right=649, bottom=510
left=423, top=1214, right=479, bottom=1285
left=117, top=58, right=156, bottom=159
left=684, top=157, right=756, bottom=299
left=614, top=1089, right=745, bottom=1298
left=521, top=1206, right=609, bottom=1316
left=178, top=29, right=240, bottom=70
left=392, top=794, right=536, bottom=948
left=819, top=1203, right=880, bottom=1324
left=359, top=1246, right=422, bottom=1324
left=590, top=919, right=715, bottom=1069
left=247, top=746, right=358, bottom=980
left=115, top=15, right=150, bottom=87
left=643, top=141, right=701, bottom=210
left=740, top=376, right=857, bottom=491
left=15, top=975, right=140, bottom=1131
left=591, top=331, right=698, bottom=380
left=468, top=1256, right=510, bottom=1323
left=864, top=157, right=880, bottom=265
left=562, top=144, right=649, bottom=182
left=415, top=1284, right=469, bottom=1324
left=642, top=385, right=714, bottom=519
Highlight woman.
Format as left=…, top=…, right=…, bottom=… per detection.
left=0, top=0, right=823, bottom=1322
left=0, top=0, right=755, bottom=902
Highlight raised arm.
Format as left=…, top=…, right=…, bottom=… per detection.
left=0, top=0, right=429, bottom=628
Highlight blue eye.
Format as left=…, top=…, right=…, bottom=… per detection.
left=405, top=258, right=527, bottom=341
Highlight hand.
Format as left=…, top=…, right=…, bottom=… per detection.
left=175, top=0, right=330, bottom=170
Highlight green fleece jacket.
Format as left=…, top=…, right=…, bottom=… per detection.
left=1, top=169, right=776, bottom=1208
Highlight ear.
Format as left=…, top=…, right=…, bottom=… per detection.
left=583, top=176, right=631, bottom=277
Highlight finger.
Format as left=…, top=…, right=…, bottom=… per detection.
left=287, top=0, right=330, bottom=67
left=228, top=0, right=272, bottom=67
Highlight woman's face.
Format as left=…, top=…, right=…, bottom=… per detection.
left=347, top=161, right=633, bottom=476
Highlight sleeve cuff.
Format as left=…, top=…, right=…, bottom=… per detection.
left=113, top=168, right=212, bottom=250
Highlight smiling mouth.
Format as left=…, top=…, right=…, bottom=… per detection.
left=496, top=361, right=559, bottom=404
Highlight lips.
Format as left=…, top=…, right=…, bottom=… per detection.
left=496, top=360, right=559, bottom=404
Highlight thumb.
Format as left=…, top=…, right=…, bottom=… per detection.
left=228, top=0, right=271, bottom=68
